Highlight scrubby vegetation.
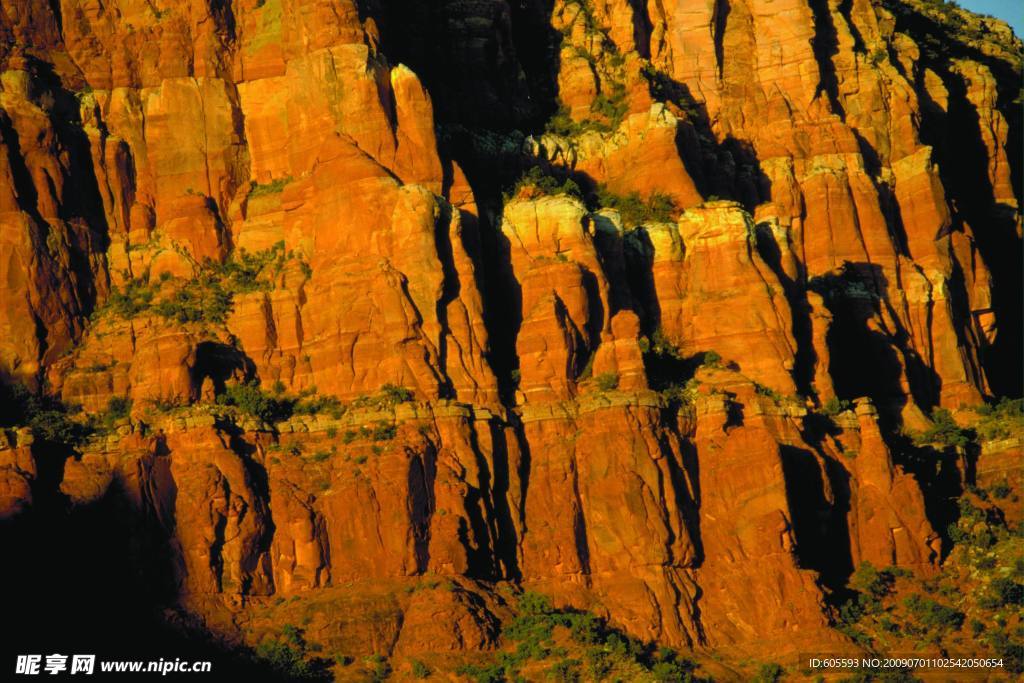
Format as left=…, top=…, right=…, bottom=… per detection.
left=410, top=659, right=430, bottom=678
left=638, top=331, right=723, bottom=407
left=593, top=186, right=677, bottom=227
left=217, top=381, right=296, bottom=423
left=252, top=625, right=332, bottom=681
left=880, top=0, right=999, bottom=61
left=248, top=176, right=293, bottom=198
left=98, top=396, right=132, bottom=430
left=909, top=408, right=974, bottom=449
left=503, top=165, right=582, bottom=202
left=340, top=421, right=397, bottom=445
left=837, top=490, right=1023, bottom=673
left=0, top=382, right=91, bottom=446
left=99, top=243, right=308, bottom=326
left=501, top=166, right=679, bottom=230
left=215, top=381, right=412, bottom=426
left=752, top=382, right=784, bottom=404
left=456, top=592, right=710, bottom=682
left=973, top=398, right=1024, bottom=441
left=822, top=396, right=853, bottom=416
left=639, top=64, right=704, bottom=120
left=594, top=372, right=619, bottom=392
left=543, top=83, right=628, bottom=137
left=350, top=384, right=416, bottom=410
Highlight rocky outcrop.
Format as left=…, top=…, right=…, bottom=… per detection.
left=0, top=0, right=1019, bottom=673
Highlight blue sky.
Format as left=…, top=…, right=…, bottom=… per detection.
left=957, top=0, right=1023, bottom=36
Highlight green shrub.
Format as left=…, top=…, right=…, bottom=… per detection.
left=0, top=383, right=91, bottom=446
left=371, top=422, right=397, bottom=441
left=152, top=276, right=232, bottom=324
left=594, top=186, right=677, bottom=227
left=218, top=382, right=292, bottom=423
left=986, top=627, right=1024, bottom=673
left=590, top=85, right=627, bottom=127
left=543, top=84, right=629, bottom=137
left=545, top=105, right=590, bottom=137
left=546, top=658, right=581, bottom=682
left=850, top=562, right=898, bottom=604
left=455, top=663, right=505, bottom=683
left=594, top=372, right=619, bottom=392
left=349, top=385, right=415, bottom=411
left=583, top=648, right=613, bottom=680
left=105, top=396, right=131, bottom=418
left=504, top=165, right=582, bottom=202
left=947, top=498, right=1001, bottom=550
left=651, top=649, right=699, bottom=682
left=822, top=396, right=852, bottom=416
left=253, top=625, right=331, bottom=680
left=912, top=408, right=973, bottom=449
left=99, top=396, right=132, bottom=430
left=975, top=398, right=1024, bottom=441
left=640, top=329, right=692, bottom=394
left=840, top=563, right=910, bottom=624
left=293, top=393, right=344, bottom=419
left=990, top=480, right=1012, bottom=499
left=983, top=578, right=1023, bottom=608
left=449, top=589, right=713, bottom=681
left=30, top=409, right=90, bottom=445
left=410, top=659, right=430, bottom=678
left=248, top=176, right=293, bottom=198
left=363, top=654, right=391, bottom=682
left=107, top=279, right=155, bottom=318
left=754, top=663, right=784, bottom=683
left=379, top=384, right=415, bottom=406
left=102, top=245, right=298, bottom=325
left=215, top=242, right=289, bottom=293
left=701, top=350, right=723, bottom=368
left=753, top=382, right=783, bottom=403
left=903, top=594, right=964, bottom=631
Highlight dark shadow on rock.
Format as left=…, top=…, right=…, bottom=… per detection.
left=753, top=222, right=817, bottom=398
left=892, top=2, right=1023, bottom=397
left=808, top=262, right=941, bottom=425
left=191, top=341, right=255, bottom=398
left=780, top=443, right=854, bottom=590
left=362, top=0, right=561, bottom=130
left=0, top=444, right=278, bottom=680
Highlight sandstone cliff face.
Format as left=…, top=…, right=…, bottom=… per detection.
left=0, top=0, right=1020, bottom=675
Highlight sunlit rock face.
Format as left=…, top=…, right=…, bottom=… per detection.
left=0, top=0, right=1019, bottom=672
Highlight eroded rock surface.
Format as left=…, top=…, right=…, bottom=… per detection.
left=0, top=0, right=1020, bottom=673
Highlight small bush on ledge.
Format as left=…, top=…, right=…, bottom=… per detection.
left=595, top=372, right=620, bottom=392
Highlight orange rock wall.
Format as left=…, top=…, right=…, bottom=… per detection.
left=0, top=0, right=1019, bottom=664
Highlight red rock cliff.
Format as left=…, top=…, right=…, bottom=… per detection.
left=0, top=0, right=1020, bottom=677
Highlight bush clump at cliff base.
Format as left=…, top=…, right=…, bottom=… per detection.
left=837, top=490, right=1024, bottom=673
left=456, top=592, right=711, bottom=682
left=252, top=625, right=332, bottom=681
